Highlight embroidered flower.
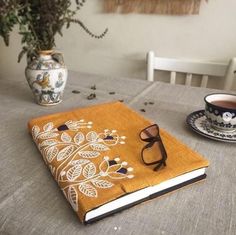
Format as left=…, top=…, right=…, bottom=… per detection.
left=57, top=120, right=93, bottom=131
left=32, top=120, right=134, bottom=202
left=98, top=129, right=126, bottom=146
left=60, top=156, right=135, bottom=205
left=99, top=156, right=134, bottom=179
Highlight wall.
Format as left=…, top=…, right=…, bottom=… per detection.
left=0, top=0, right=236, bottom=89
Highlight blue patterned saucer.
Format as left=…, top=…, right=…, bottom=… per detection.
left=186, top=110, right=236, bottom=143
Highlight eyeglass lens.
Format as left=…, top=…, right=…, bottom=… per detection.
left=140, top=125, right=159, bottom=140
left=142, top=141, right=163, bottom=165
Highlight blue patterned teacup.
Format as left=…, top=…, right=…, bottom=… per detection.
left=204, top=93, right=236, bottom=132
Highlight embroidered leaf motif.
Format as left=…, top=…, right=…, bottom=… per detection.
left=49, top=165, right=55, bottom=174
left=68, top=186, right=78, bottom=211
left=57, top=145, right=75, bottom=161
left=62, top=189, right=68, bottom=199
left=71, top=159, right=90, bottom=165
left=74, top=132, right=85, bottom=145
left=90, top=143, right=109, bottom=151
left=32, top=126, right=40, bottom=139
left=86, top=131, right=98, bottom=142
left=65, top=120, right=81, bottom=131
left=40, top=139, right=58, bottom=148
left=41, top=149, right=47, bottom=162
left=66, top=165, right=82, bottom=181
left=78, top=151, right=100, bottom=158
left=46, top=146, right=59, bottom=163
left=79, top=183, right=97, bottom=198
left=65, top=120, right=73, bottom=125
left=39, top=132, right=59, bottom=139
left=61, top=132, right=72, bottom=143
left=43, top=122, right=54, bottom=132
left=83, top=162, right=96, bottom=178
left=92, top=179, right=113, bottom=188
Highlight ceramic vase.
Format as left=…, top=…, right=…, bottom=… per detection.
left=25, top=50, right=68, bottom=106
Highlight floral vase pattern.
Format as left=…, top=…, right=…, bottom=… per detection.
left=25, top=50, right=68, bottom=106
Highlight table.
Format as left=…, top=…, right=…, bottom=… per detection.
left=0, top=71, right=235, bottom=235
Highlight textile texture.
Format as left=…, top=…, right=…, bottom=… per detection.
left=1, top=72, right=235, bottom=234
left=28, top=102, right=209, bottom=222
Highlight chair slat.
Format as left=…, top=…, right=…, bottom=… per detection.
left=201, top=75, right=208, bottom=88
left=146, top=51, right=235, bottom=90
left=170, top=71, right=176, bottom=84
left=185, top=73, right=192, bottom=86
left=147, top=51, right=155, bottom=82
left=154, top=57, right=227, bottom=76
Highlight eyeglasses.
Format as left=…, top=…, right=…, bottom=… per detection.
left=139, top=124, right=167, bottom=171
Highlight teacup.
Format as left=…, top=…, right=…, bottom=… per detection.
left=204, top=93, right=236, bottom=132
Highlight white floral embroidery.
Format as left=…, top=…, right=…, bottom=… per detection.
left=46, top=146, right=59, bottom=163
left=31, top=120, right=133, bottom=212
left=78, top=151, right=100, bottom=158
left=65, top=120, right=93, bottom=130
left=32, top=120, right=92, bottom=141
left=43, top=122, right=54, bottom=132
left=33, top=121, right=126, bottom=172
left=39, top=139, right=58, bottom=148
left=60, top=156, right=134, bottom=210
left=66, top=164, right=82, bottom=181
left=68, top=186, right=78, bottom=211
left=79, top=183, right=97, bottom=198
left=83, top=162, right=96, bottom=178
left=49, top=165, right=55, bottom=174
left=73, top=132, right=84, bottom=145
left=57, top=145, right=75, bottom=161
left=86, top=131, right=98, bottom=142
left=32, top=125, right=40, bottom=140
left=61, top=132, right=72, bottom=143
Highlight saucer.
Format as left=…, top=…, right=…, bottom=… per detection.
left=186, top=110, right=236, bottom=143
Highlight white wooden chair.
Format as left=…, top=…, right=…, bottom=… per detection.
left=146, top=51, right=236, bottom=90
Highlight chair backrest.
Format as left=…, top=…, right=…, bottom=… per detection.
left=147, top=51, right=236, bottom=90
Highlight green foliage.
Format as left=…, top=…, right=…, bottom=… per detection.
left=0, top=0, right=108, bottom=62
left=0, top=0, right=18, bottom=46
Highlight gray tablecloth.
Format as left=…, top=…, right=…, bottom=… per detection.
left=0, top=71, right=235, bottom=235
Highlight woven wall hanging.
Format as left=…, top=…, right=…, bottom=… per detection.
left=104, top=0, right=206, bottom=15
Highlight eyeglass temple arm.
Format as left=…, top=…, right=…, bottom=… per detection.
left=159, top=138, right=167, bottom=162
left=152, top=138, right=167, bottom=171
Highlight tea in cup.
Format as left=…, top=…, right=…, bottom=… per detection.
left=204, top=93, right=236, bottom=132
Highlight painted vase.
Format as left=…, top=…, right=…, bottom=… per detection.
left=25, top=50, right=68, bottom=106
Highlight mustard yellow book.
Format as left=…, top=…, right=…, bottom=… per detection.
left=28, top=102, right=209, bottom=223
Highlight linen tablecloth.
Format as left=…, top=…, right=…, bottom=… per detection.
left=0, top=71, right=235, bottom=235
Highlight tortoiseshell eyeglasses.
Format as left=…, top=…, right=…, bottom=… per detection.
left=139, top=124, right=167, bottom=171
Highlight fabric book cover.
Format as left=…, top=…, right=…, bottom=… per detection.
left=28, top=102, right=209, bottom=223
